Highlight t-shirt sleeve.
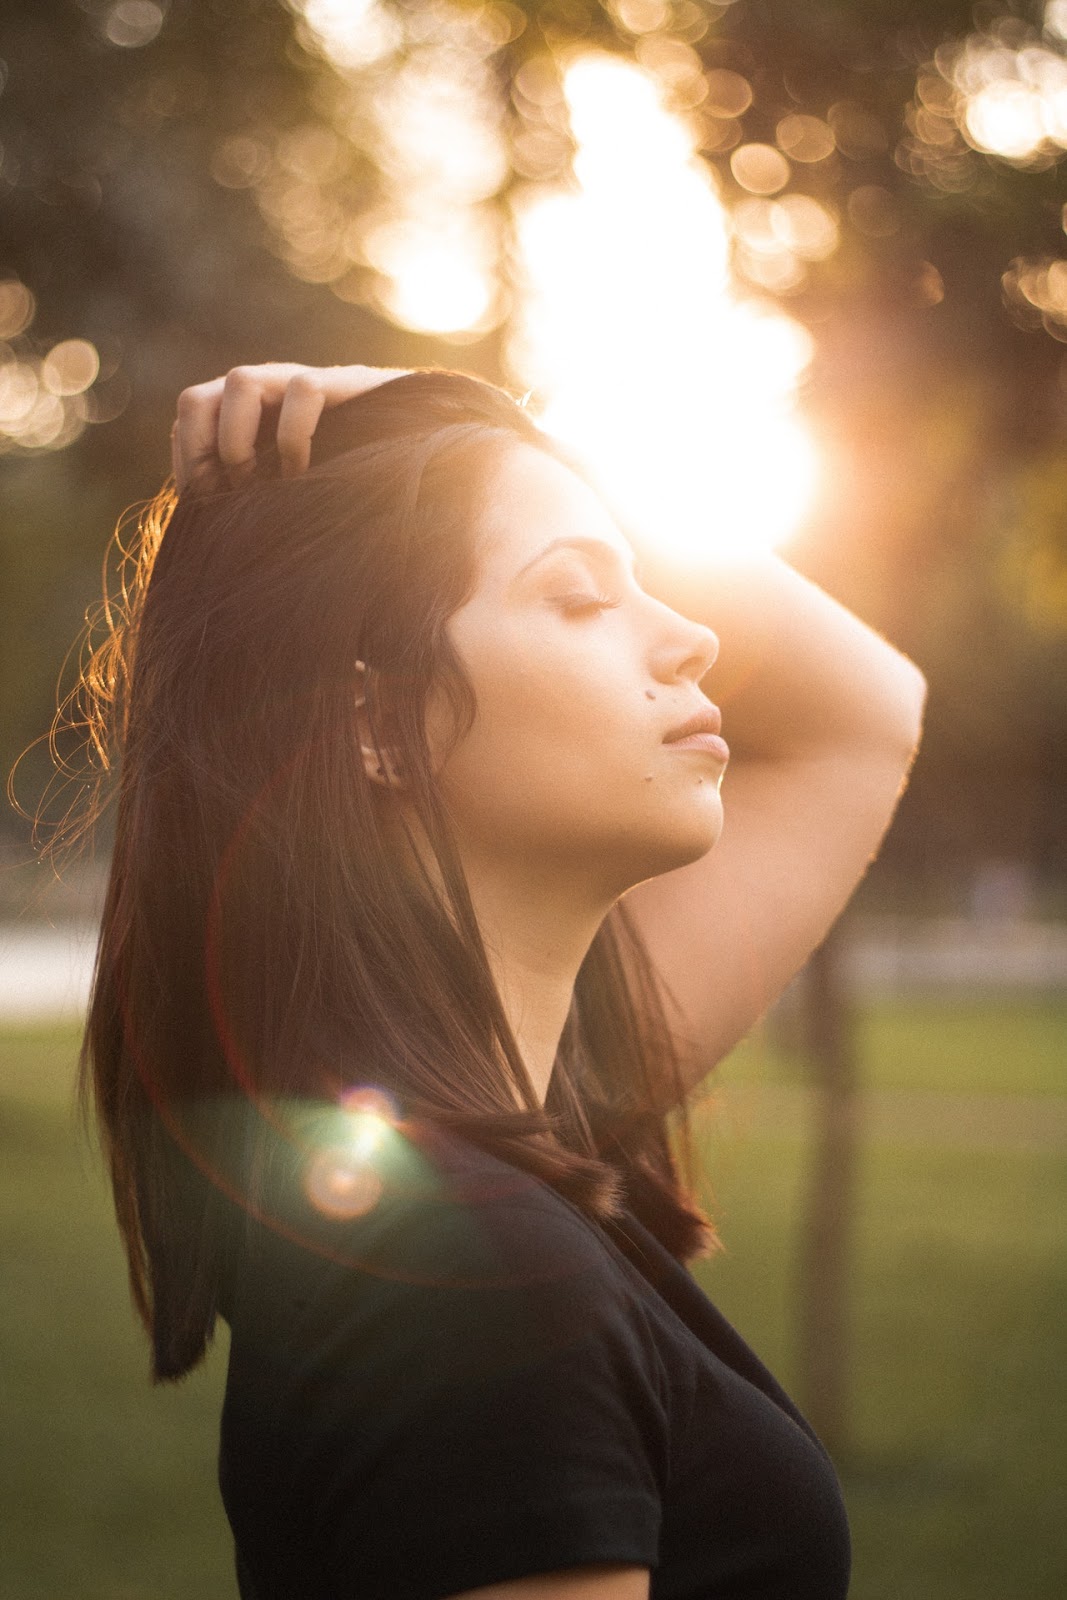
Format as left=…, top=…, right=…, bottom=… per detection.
left=243, top=1188, right=670, bottom=1600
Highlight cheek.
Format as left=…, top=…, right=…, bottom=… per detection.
left=442, top=668, right=604, bottom=808
left=433, top=608, right=722, bottom=882
left=436, top=640, right=721, bottom=873
left=442, top=623, right=635, bottom=788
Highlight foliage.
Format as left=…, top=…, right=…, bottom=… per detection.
left=1, top=0, right=1065, bottom=887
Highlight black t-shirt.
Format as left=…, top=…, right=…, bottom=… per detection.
left=216, top=1120, right=851, bottom=1600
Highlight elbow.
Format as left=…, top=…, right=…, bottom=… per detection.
left=905, top=657, right=928, bottom=744
left=855, top=651, right=927, bottom=770
left=888, top=657, right=928, bottom=765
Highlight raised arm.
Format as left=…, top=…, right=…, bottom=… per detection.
left=625, top=547, right=926, bottom=1092
left=169, top=363, right=926, bottom=1097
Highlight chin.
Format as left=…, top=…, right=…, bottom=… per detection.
left=625, top=796, right=724, bottom=887
left=668, top=779, right=725, bottom=853
left=668, top=817, right=723, bottom=871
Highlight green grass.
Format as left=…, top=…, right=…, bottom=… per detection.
left=716, top=995, right=1067, bottom=1099
left=1, top=1029, right=234, bottom=1600
left=691, top=1128, right=1067, bottom=1600
left=3, top=1007, right=1066, bottom=1599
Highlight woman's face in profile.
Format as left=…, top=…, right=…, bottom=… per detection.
left=426, top=443, right=727, bottom=902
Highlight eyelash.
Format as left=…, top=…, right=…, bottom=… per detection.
left=553, top=591, right=623, bottom=617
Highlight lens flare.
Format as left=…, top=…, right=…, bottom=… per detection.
left=339, top=1085, right=399, bottom=1121
left=339, top=1085, right=398, bottom=1159
left=304, top=1146, right=384, bottom=1221
left=300, top=1087, right=400, bottom=1219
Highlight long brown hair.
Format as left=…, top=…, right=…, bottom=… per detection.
left=45, top=369, right=715, bottom=1381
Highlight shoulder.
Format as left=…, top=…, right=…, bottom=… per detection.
left=305, top=1122, right=633, bottom=1316
left=224, top=1114, right=639, bottom=1340
left=224, top=1120, right=672, bottom=1440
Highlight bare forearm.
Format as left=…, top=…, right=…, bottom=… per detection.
left=641, top=550, right=926, bottom=763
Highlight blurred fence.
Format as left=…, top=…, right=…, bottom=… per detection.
left=841, top=913, right=1067, bottom=991
left=2, top=913, right=1066, bottom=1023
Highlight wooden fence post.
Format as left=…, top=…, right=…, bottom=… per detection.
left=795, top=920, right=859, bottom=1460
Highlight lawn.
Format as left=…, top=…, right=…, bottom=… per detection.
left=2, top=1001, right=1065, bottom=1599
left=1, top=1029, right=233, bottom=1600
left=690, top=1130, right=1066, bottom=1600
left=717, top=993, right=1067, bottom=1099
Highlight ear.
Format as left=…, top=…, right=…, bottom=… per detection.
left=354, top=660, right=404, bottom=789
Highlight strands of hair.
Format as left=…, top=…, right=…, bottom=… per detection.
left=37, top=369, right=717, bottom=1382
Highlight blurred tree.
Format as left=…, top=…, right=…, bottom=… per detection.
left=795, top=920, right=859, bottom=1459
left=2, top=0, right=1063, bottom=887
left=0, top=0, right=443, bottom=818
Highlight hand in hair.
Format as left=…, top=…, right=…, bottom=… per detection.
left=171, top=362, right=410, bottom=491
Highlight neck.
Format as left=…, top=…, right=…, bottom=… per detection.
left=463, top=860, right=612, bottom=1108
left=391, top=802, right=615, bottom=1107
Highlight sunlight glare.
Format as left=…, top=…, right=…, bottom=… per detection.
left=508, top=52, right=820, bottom=564
left=1048, top=1, right=1067, bottom=44
left=293, top=0, right=400, bottom=70
left=943, top=28, right=1067, bottom=165
left=364, top=214, right=497, bottom=335
left=355, top=24, right=507, bottom=337
left=964, top=79, right=1050, bottom=159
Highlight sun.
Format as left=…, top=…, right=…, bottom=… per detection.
left=506, top=51, right=821, bottom=566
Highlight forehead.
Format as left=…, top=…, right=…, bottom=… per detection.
left=474, top=443, right=632, bottom=579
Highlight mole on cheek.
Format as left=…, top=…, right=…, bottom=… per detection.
left=644, top=690, right=656, bottom=701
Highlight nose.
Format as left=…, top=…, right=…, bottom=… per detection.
left=648, top=600, right=719, bottom=685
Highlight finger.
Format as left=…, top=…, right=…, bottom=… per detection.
left=276, top=366, right=411, bottom=477
left=174, top=379, right=225, bottom=491
left=317, top=365, right=411, bottom=404
left=216, top=366, right=282, bottom=484
left=276, top=375, right=328, bottom=478
left=216, top=362, right=314, bottom=479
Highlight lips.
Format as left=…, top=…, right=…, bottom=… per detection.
left=662, top=701, right=730, bottom=765
left=663, top=704, right=723, bottom=743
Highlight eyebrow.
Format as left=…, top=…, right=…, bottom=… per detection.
left=514, top=536, right=639, bottom=584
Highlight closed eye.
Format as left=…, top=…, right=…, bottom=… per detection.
left=551, top=591, right=623, bottom=617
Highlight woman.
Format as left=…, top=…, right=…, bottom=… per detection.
left=71, top=361, right=925, bottom=1600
